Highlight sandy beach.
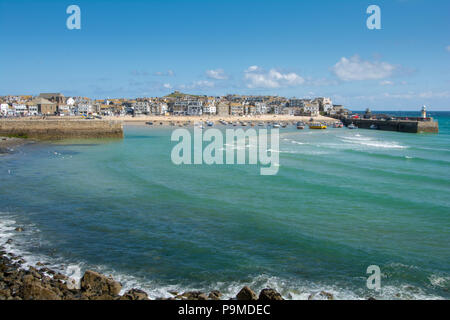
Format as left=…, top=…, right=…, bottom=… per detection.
left=101, top=114, right=337, bottom=125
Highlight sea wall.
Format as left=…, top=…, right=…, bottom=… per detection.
left=340, top=118, right=439, bottom=133
left=0, top=119, right=123, bottom=140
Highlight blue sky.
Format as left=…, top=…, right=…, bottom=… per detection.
left=0, top=0, right=449, bottom=110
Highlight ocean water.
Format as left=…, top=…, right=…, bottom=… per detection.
left=0, top=112, right=449, bottom=300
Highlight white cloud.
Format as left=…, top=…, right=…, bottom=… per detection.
left=206, top=69, right=228, bottom=80
left=163, top=83, right=172, bottom=89
left=244, top=66, right=305, bottom=88
left=383, top=91, right=450, bottom=99
left=380, top=80, right=394, bottom=86
left=154, top=70, right=175, bottom=76
left=332, top=55, right=396, bottom=81
left=179, top=80, right=215, bottom=90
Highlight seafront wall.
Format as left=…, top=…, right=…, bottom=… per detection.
left=339, top=118, right=439, bottom=133
left=0, top=119, right=123, bottom=140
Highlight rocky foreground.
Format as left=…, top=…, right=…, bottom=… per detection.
left=0, top=252, right=297, bottom=301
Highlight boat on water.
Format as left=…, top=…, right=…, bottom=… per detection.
left=296, top=122, right=305, bottom=130
left=281, top=123, right=287, bottom=128
left=333, top=122, right=344, bottom=128
left=206, top=121, right=214, bottom=127
left=241, top=122, right=248, bottom=127
left=370, top=124, right=378, bottom=130
left=273, top=123, right=281, bottom=128
left=309, top=123, right=327, bottom=129
left=145, top=122, right=153, bottom=126
left=348, top=123, right=358, bottom=129
left=258, top=122, right=264, bottom=126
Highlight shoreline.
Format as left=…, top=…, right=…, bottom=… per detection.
left=0, top=241, right=290, bottom=301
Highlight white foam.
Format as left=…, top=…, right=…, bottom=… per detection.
left=1, top=214, right=447, bottom=300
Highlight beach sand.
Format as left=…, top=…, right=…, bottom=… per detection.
left=102, top=114, right=337, bottom=125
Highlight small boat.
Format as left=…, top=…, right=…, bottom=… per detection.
left=206, top=121, right=214, bottom=127
left=333, top=122, right=343, bottom=128
left=309, top=123, right=327, bottom=130
left=233, top=122, right=237, bottom=126
left=273, top=123, right=281, bottom=128
left=145, top=122, right=153, bottom=125
left=296, top=122, right=305, bottom=130
left=370, top=124, right=378, bottom=130
left=281, top=123, right=287, bottom=128
left=348, top=123, right=358, bottom=129
left=241, top=122, right=248, bottom=127
left=258, top=122, right=264, bottom=126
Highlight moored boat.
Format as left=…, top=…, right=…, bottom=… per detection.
left=348, top=123, right=358, bottom=129
left=309, top=123, right=327, bottom=129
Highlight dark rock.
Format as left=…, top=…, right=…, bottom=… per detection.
left=119, top=289, right=149, bottom=300
left=22, top=279, right=61, bottom=300
left=181, top=291, right=208, bottom=300
left=368, top=296, right=377, bottom=300
left=308, top=291, right=334, bottom=300
left=14, top=227, right=24, bottom=232
left=236, top=286, right=257, bottom=300
left=208, top=290, right=222, bottom=300
left=169, top=290, right=179, bottom=296
left=53, top=273, right=68, bottom=281
left=0, top=289, right=11, bottom=300
left=6, top=239, right=13, bottom=244
left=259, top=288, right=284, bottom=300
left=36, top=262, right=45, bottom=267
left=80, top=270, right=122, bottom=297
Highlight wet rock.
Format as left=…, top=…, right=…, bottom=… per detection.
left=259, top=288, right=284, bottom=301
left=236, top=286, right=257, bottom=300
left=169, top=290, right=179, bottom=296
left=53, top=273, right=68, bottom=281
left=208, top=290, right=222, bottom=300
left=14, top=227, right=24, bottom=232
left=308, top=291, right=334, bottom=300
left=66, top=278, right=79, bottom=290
left=120, top=289, right=149, bottom=300
left=368, top=296, right=377, bottom=300
left=22, top=280, right=61, bottom=300
left=5, top=239, right=13, bottom=244
left=80, top=270, right=122, bottom=297
left=181, top=291, right=208, bottom=300
left=36, top=262, right=45, bottom=267
left=0, top=289, right=11, bottom=300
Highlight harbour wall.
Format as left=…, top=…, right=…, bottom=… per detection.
left=338, top=118, right=439, bottom=133
left=0, top=119, right=124, bottom=140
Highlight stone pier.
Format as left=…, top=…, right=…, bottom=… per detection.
left=0, top=119, right=124, bottom=140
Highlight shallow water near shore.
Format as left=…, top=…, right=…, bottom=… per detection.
left=0, top=112, right=449, bottom=300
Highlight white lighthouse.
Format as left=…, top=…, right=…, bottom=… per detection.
left=421, top=105, right=427, bottom=119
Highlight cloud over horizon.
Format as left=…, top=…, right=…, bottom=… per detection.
left=206, top=69, right=228, bottom=80
left=332, top=55, right=397, bottom=81
left=244, top=66, right=305, bottom=88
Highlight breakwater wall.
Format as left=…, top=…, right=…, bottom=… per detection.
left=337, top=118, right=439, bottom=133
left=0, top=119, right=123, bottom=140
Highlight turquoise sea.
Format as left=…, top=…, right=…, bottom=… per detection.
left=0, top=112, right=449, bottom=300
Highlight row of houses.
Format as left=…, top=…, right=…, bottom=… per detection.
left=0, top=92, right=350, bottom=117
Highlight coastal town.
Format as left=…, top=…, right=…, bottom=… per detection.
left=0, top=92, right=350, bottom=118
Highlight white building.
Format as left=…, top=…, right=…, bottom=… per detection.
left=28, top=105, right=38, bottom=116
left=13, top=104, right=27, bottom=116
left=1, top=103, right=9, bottom=116
left=77, top=104, right=94, bottom=114
left=66, top=97, right=75, bottom=106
